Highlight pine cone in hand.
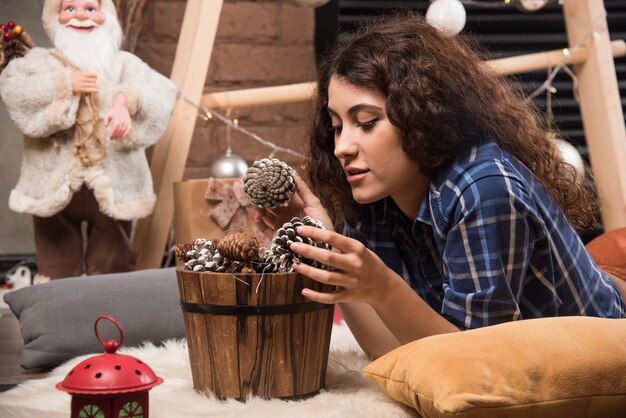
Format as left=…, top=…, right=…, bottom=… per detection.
left=269, top=216, right=331, bottom=272
left=243, top=158, right=296, bottom=208
left=216, top=231, right=260, bottom=262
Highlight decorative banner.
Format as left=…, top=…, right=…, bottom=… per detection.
left=204, top=177, right=254, bottom=232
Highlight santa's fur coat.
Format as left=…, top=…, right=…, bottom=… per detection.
left=0, top=45, right=177, bottom=220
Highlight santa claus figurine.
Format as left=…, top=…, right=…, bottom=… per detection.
left=0, top=0, right=177, bottom=281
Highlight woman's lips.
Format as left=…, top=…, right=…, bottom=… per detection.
left=345, top=169, right=369, bottom=183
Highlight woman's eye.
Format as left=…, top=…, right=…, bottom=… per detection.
left=356, top=117, right=380, bottom=131
left=329, top=125, right=343, bottom=135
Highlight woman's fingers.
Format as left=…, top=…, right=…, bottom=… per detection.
left=294, top=225, right=360, bottom=255
left=301, top=287, right=343, bottom=304
left=294, top=263, right=348, bottom=304
left=292, top=262, right=349, bottom=286
left=291, top=241, right=343, bottom=269
left=293, top=171, right=321, bottom=207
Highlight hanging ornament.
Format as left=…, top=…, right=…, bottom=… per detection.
left=208, top=111, right=249, bottom=178
left=209, top=149, right=249, bottom=178
left=516, top=0, right=550, bottom=12
left=287, top=0, right=331, bottom=7
left=554, top=138, right=585, bottom=178
left=545, top=75, right=585, bottom=181
left=425, top=0, right=466, bottom=37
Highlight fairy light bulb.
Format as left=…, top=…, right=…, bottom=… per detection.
left=516, top=0, right=549, bottom=12
left=425, top=0, right=466, bottom=37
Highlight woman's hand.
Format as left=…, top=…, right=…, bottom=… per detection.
left=290, top=225, right=396, bottom=307
left=104, top=93, right=132, bottom=139
left=291, top=225, right=461, bottom=346
left=253, top=171, right=334, bottom=234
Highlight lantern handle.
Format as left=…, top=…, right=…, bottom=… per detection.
left=94, top=315, right=125, bottom=351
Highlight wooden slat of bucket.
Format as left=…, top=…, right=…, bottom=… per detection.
left=176, top=269, right=334, bottom=400
left=200, top=272, right=241, bottom=398
left=175, top=272, right=208, bottom=393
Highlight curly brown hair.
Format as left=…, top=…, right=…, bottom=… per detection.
left=305, top=11, right=597, bottom=230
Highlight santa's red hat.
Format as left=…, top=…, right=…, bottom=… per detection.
left=42, top=0, right=118, bottom=39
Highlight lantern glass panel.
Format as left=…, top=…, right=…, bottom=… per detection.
left=118, top=401, right=144, bottom=418
left=78, top=404, right=106, bottom=418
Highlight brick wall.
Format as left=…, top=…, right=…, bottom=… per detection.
left=135, top=0, right=316, bottom=179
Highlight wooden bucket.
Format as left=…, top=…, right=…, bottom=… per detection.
left=175, top=268, right=335, bottom=400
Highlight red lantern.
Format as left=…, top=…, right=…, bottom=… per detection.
left=56, top=316, right=163, bottom=418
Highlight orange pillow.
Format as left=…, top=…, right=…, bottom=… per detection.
left=586, top=227, right=626, bottom=281
left=363, top=316, right=626, bottom=418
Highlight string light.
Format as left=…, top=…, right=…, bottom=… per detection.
left=525, top=11, right=607, bottom=103
left=178, top=10, right=605, bottom=159
left=460, top=0, right=552, bottom=9
left=178, top=92, right=305, bottom=159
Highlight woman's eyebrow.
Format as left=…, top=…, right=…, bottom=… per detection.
left=327, top=103, right=383, bottom=117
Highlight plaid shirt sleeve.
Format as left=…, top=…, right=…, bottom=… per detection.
left=438, top=164, right=542, bottom=329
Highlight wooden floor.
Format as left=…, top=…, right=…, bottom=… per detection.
left=0, top=308, right=48, bottom=392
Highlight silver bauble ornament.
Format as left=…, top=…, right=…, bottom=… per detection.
left=209, top=150, right=249, bottom=178
left=287, top=0, right=331, bottom=7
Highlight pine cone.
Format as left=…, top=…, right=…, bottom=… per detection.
left=206, top=250, right=232, bottom=272
left=269, top=216, right=331, bottom=272
left=193, top=238, right=215, bottom=253
left=243, top=158, right=296, bottom=208
left=182, top=246, right=232, bottom=272
left=253, top=247, right=278, bottom=274
left=173, top=242, right=194, bottom=262
left=178, top=237, right=234, bottom=272
left=226, top=262, right=257, bottom=274
left=1, top=33, right=33, bottom=73
left=216, top=231, right=260, bottom=262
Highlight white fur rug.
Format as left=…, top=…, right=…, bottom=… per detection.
left=0, top=322, right=415, bottom=418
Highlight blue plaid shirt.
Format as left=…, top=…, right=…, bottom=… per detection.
left=342, top=141, right=625, bottom=330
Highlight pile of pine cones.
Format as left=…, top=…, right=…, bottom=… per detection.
left=175, top=217, right=330, bottom=273
left=177, top=158, right=331, bottom=273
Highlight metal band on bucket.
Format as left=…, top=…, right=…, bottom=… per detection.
left=180, top=301, right=333, bottom=316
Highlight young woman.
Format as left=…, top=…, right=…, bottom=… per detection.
left=256, top=12, right=626, bottom=359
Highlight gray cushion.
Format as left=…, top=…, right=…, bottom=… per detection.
left=3, top=268, right=185, bottom=370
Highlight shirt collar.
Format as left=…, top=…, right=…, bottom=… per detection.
left=380, top=196, right=432, bottom=238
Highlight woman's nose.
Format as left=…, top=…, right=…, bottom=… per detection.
left=333, top=129, right=358, bottom=159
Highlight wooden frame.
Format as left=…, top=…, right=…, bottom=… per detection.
left=133, top=0, right=626, bottom=269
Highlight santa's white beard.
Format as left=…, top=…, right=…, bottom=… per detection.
left=49, top=10, right=123, bottom=84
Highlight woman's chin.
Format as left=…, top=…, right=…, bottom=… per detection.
left=351, top=190, right=382, bottom=205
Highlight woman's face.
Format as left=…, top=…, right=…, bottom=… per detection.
left=327, top=76, right=427, bottom=218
